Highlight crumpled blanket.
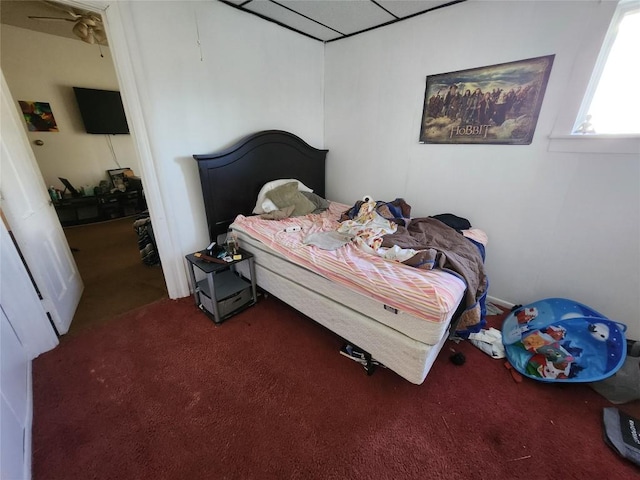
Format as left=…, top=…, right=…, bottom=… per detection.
left=340, top=198, right=412, bottom=226
left=337, top=199, right=398, bottom=251
left=381, top=217, right=488, bottom=332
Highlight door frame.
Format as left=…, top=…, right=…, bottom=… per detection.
left=39, top=0, right=188, bottom=299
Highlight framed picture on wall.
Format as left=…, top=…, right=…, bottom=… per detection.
left=108, top=168, right=134, bottom=192
left=18, top=101, right=59, bottom=132
left=419, top=55, right=555, bottom=145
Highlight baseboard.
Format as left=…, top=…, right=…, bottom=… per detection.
left=487, top=295, right=515, bottom=310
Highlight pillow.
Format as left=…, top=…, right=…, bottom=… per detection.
left=265, top=181, right=316, bottom=217
left=259, top=205, right=295, bottom=220
left=300, top=191, right=330, bottom=213
left=260, top=198, right=280, bottom=214
left=252, top=179, right=313, bottom=214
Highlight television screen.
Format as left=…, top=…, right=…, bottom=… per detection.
left=73, top=87, right=129, bottom=134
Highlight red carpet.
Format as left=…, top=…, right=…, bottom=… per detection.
left=32, top=296, right=640, bottom=479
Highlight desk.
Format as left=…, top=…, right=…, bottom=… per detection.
left=55, top=190, right=146, bottom=226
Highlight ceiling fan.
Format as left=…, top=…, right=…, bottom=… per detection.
left=28, top=1, right=107, bottom=45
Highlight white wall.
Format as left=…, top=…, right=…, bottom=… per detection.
left=116, top=0, right=324, bottom=257
left=3, top=1, right=635, bottom=340
left=325, top=0, right=640, bottom=339
left=0, top=25, right=139, bottom=191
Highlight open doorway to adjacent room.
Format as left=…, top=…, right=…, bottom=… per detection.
left=0, top=0, right=168, bottom=336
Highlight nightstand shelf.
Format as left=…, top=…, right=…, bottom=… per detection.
left=185, top=249, right=257, bottom=324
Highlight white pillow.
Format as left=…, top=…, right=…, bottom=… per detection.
left=260, top=198, right=280, bottom=214
left=252, top=179, right=313, bottom=214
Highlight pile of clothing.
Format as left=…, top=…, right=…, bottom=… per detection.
left=339, top=197, right=488, bottom=333
left=133, top=211, right=159, bottom=266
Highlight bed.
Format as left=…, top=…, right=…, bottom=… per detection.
left=193, top=130, right=487, bottom=384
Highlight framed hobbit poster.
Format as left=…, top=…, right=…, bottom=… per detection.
left=419, top=55, right=555, bottom=145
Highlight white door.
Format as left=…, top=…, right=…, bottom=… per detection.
left=0, top=213, right=60, bottom=480
left=1, top=220, right=59, bottom=358
left=0, top=307, right=30, bottom=480
left=0, top=70, right=83, bottom=335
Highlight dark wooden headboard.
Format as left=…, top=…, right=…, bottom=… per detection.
left=193, top=130, right=328, bottom=240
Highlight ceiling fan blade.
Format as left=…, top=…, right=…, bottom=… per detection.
left=28, top=16, right=76, bottom=22
left=42, top=0, right=83, bottom=19
left=72, top=21, right=89, bottom=38
left=92, top=28, right=107, bottom=45
left=72, top=21, right=106, bottom=45
left=78, top=17, right=98, bottom=27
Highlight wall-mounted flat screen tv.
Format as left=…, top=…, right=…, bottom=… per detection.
left=73, top=87, right=129, bottom=134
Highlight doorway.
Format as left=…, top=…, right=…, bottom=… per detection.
left=62, top=217, right=167, bottom=335
left=0, top=1, right=169, bottom=335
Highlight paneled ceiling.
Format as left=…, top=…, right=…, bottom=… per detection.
left=222, top=0, right=467, bottom=42
left=0, top=1, right=467, bottom=45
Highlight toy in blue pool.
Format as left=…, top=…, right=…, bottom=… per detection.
left=502, top=298, right=627, bottom=383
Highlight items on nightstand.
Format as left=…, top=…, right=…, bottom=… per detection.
left=193, top=252, right=228, bottom=264
left=185, top=247, right=257, bottom=324
left=225, top=231, right=239, bottom=256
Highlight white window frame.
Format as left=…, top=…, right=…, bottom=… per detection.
left=549, top=0, right=640, bottom=154
left=574, top=0, right=640, bottom=135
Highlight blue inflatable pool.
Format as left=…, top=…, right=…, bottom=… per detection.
left=502, top=298, right=627, bottom=383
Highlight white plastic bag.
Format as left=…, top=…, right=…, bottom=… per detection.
left=468, top=328, right=506, bottom=359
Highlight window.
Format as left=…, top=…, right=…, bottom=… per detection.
left=573, top=0, right=640, bottom=135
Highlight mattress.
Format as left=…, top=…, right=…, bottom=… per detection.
left=230, top=202, right=485, bottom=345
left=234, top=249, right=450, bottom=384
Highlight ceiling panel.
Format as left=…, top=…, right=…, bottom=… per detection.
left=378, top=0, right=454, bottom=18
left=245, top=1, right=343, bottom=41
left=222, top=0, right=467, bottom=42
left=277, top=0, right=395, bottom=36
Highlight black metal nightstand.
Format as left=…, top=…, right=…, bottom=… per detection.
left=185, top=248, right=257, bottom=323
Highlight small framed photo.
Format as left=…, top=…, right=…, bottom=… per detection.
left=18, top=101, right=59, bottom=132
left=107, top=168, right=134, bottom=191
